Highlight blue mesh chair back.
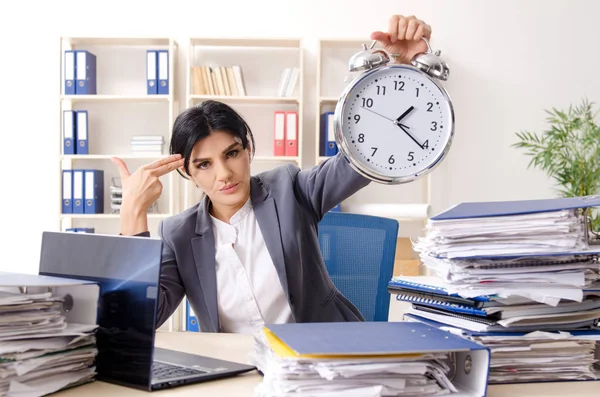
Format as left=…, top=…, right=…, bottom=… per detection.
left=318, top=211, right=399, bottom=322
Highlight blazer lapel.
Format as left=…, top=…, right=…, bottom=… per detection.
left=191, top=197, right=219, bottom=333
left=250, top=177, right=290, bottom=298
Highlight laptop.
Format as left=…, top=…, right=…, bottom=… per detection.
left=38, top=231, right=256, bottom=391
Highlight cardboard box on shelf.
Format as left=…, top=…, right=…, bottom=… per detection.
left=393, top=237, right=422, bottom=276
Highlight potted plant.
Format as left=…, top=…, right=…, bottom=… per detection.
left=511, top=98, right=600, bottom=238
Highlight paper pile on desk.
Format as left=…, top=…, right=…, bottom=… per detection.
left=248, top=322, right=481, bottom=397
left=0, top=290, right=97, bottom=397
left=393, top=196, right=600, bottom=384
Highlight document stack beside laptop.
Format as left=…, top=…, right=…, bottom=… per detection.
left=249, top=321, right=490, bottom=397
left=389, top=195, right=600, bottom=384
left=0, top=272, right=99, bottom=397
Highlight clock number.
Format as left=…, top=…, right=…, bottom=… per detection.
left=388, top=155, right=395, bottom=164
left=354, top=114, right=360, bottom=123
left=427, top=102, right=433, bottom=112
left=407, top=152, right=414, bottom=161
left=358, top=133, right=365, bottom=143
left=371, top=147, right=378, bottom=156
left=376, top=86, right=386, bottom=95
left=431, top=121, right=437, bottom=131
left=361, top=98, right=374, bottom=108
left=394, top=81, right=405, bottom=91
left=423, top=140, right=429, bottom=149
left=415, top=87, right=419, bottom=97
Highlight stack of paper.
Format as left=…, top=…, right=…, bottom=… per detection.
left=0, top=289, right=98, bottom=397
left=392, top=196, right=600, bottom=384
left=249, top=322, right=490, bottom=397
left=130, top=135, right=164, bottom=156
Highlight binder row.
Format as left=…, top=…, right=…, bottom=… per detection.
left=63, top=49, right=170, bottom=96
left=320, top=112, right=338, bottom=157
left=273, top=111, right=298, bottom=157
left=64, top=50, right=97, bottom=95
left=63, top=110, right=89, bottom=155
left=146, top=50, right=170, bottom=95
left=62, top=169, right=104, bottom=214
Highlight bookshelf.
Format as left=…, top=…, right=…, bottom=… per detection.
left=58, top=37, right=179, bottom=235
left=183, top=37, right=304, bottom=210
left=315, top=38, right=431, bottom=225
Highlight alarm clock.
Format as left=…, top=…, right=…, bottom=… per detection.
left=333, top=37, right=454, bottom=184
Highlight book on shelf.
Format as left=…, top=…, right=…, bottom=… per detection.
left=277, top=67, right=299, bottom=97
left=191, top=65, right=246, bottom=96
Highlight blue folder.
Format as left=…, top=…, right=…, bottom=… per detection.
left=432, top=195, right=600, bottom=221
left=265, top=321, right=490, bottom=396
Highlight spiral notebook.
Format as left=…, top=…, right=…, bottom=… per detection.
left=388, top=276, right=496, bottom=308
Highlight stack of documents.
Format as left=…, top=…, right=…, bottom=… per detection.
left=413, top=197, right=596, bottom=259
left=391, top=195, right=600, bottom=383
left=0, top=273, right=99, bottom=396
left=249, top=321, right=490, bottom=397
left=130, top=135, right=164, bottom=156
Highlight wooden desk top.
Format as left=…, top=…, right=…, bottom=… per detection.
left=53, top=331, right=600, bottom=396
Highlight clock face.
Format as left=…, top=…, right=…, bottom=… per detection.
left=335, top=64, right=454, bottom=183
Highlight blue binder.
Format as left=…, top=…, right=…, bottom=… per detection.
left=75, top=110, right=88, bottom=154
left=146, top=50, right=158, bottom=95
left=62, top=110, right=76, bottom=155
left=64, top=50, right=76, bottom=95
left=320, top=112, right=337, bottom=156
left=72, top=169, right=85, bottom=214
left=157, top=50, right=169, bottom=95
left=84, top=170, right=104, bottom=214
left=62, top=170, right=73, bottom=214
left=75, top=50, right=97, bottom=95
left=186, top=299, right=199, bottom=332
left=265, top=321, right=490, bottom=396
left=432, top=195, right=600, bottom=221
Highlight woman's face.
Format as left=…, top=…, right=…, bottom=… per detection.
left=185, top=130, right=252, bottom=209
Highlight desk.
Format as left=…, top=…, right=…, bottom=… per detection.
left=54, top=332, right=600, bottom=396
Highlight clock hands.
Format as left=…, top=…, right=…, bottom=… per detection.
left=393, top=106, right=424, bottom=150
left=359, top=105, right=425, bottom=150
left=397, top=124, right=424, bottom=149
left=395, top=106, right=414, bottom=124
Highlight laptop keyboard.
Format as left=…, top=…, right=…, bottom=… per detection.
left=152, top=361, right=207, bottom=380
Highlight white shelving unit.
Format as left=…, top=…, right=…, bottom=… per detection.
left=58, top=37, right=179, bottom=235
left=183, top=37, right=304, bottom=210
left=315, top=38, right=431, bottom=226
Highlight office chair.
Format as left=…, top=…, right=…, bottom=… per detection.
left=318, top=211, right=399, bottom=322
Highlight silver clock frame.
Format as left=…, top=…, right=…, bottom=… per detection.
left=333, top=63, right=455, bottom=185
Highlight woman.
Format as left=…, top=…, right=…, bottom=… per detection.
left=112, top=14, right=432, bottom=334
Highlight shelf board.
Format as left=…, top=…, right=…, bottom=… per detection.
left=189, top=95, right=298, bottom=105
left=190, top=37, right=301, bottom=48
left=62, top=154, right=168, bottom=160
left=62, top=37, right=173, bottom=47
left=253, top=156, right=300, bottom=162
left=62, top=213, right=169, bottom=220
left=61, top=95, right=171, bottom=103
left=319, top=96, right=339, bottom=103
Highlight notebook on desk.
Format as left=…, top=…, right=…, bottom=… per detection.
left=38, top=231, right=256, bottom=392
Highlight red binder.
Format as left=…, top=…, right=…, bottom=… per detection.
left=274, top=111, right=285, bottom=156
left=285, top=111, right=298, bottom=156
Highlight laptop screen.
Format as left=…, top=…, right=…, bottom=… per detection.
left=38, top=231, right=163, bottom=391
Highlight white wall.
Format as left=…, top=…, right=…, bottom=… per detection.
left=1, top=0, right=598, bottom=274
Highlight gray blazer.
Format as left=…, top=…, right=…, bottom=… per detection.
left=146, top=153, right=371, bottom=332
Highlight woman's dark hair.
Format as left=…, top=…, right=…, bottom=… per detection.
left=170, top=100, right=256, bottom=179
